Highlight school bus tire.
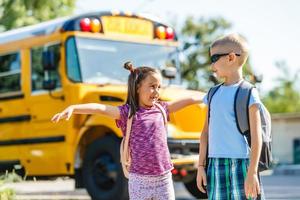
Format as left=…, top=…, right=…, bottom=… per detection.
left=74, top=168, right=84, bottom=188
left=82, top=135, right=129, bottom=200
left=184, top=176, right=208, bottom=199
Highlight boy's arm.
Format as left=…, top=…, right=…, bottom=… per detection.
left=52, top=103, right=120, bottom=122
left=245, top=104, right=262, bottom=198
left=167, top=95, right=202, bottom=113
left=248, top=104, right=262, bottom=174
left=198, top=111, right=208, bottom=167
left=196, top=110, right=209, bottom=193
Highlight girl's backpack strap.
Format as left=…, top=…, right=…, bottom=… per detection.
left=120, top=108, right=133, bottom=178
left=155, top=103, right=168, bottom=125
left=122, top=109, right=133, bottom=165
left=125, top=109, right=133, bottom=142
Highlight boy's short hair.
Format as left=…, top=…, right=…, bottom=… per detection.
left=211, top=33, right=249, bottom=66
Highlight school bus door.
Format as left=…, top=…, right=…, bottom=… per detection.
left=0, top=50, right=29, bottom=171
left=22, top=42, right=70, bottom=175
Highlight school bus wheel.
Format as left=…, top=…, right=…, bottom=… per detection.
left=82, top=135, right=129, bottom=200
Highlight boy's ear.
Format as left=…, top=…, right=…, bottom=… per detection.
left=228, top=52, right=236, bottom=62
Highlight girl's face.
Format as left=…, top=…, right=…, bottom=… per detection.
left=137, top=72, right=162, bottom=108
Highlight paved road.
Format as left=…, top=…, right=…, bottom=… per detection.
left=3, top=174, right=300, bottom=200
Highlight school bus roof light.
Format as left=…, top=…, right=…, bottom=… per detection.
left=124, top=11, right=133, bottom=16
left=90, top=19, right=101, bottom=33
left=155, top=26, right=166, bottom=39
left=80, top=18, right=91, bottom=32
left=111, top=10, right=120, bottom=16
left=156, top=26, right=175, bottom=40
left=165, top=27, right=175, bottom=40
left=79, top=18, right=102, bottom=33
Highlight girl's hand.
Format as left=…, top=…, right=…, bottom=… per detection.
left=244, top=173, right=260, bottom=199
left=196, top=166, right=207, bottom=193
left=51, top=106, right=74, bottom=122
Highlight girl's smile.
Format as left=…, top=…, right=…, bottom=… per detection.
left=137, top=72, right=162, bottom=108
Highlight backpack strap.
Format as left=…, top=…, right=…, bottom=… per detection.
left=207, top=83, right=223, bottom=124
left=125, top=109, right=133, bottom=139
left=234, top=80, right=254, bottom=136
left=155, top=103, right=168, bottom=125
left=124, top=109, right=133, bottom=157
left=155, top=102, right=169, bottom=139
left=120, top=108, right=133, bottom=177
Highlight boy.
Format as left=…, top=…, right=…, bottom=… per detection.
left=197, top=34, right=264, bottom=199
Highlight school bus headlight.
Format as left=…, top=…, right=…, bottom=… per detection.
left=80, top=18, right=91, bottom=32
left=155, top=26, right=166, bottom=39
left=91, top=19, right=101, bottom=33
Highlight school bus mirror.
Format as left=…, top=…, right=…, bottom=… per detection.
left=162, top=67, right=177, bottom=79
left=42, top=51, right=58, bottom=71
left=254, top=74, right=263, bottom=83
left=43, top=79, right=57, bottom=90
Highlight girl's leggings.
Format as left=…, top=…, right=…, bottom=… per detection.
left=128, top=171, right=175, bottom=200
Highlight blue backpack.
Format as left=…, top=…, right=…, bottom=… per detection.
left=207, top=80, right=272, bottom=172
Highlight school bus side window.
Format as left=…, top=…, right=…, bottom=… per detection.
left=0, top=52, right=21, bottom=94
left=31, top=44, right=61, bottom=91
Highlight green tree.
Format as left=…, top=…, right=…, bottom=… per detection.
left=263, top=61, right=300, bottom=113
left=180, top=16, right=256, bottom=90
left=0, top=0, right=76, bottom=32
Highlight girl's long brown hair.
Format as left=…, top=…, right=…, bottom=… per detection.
left=123, top=61, right=159, bottom=118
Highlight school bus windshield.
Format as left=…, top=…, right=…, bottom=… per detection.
left=65, top=36, right=181, bottom=85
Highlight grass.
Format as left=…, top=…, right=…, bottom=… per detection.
left=0, top=170, right=22, bottom=200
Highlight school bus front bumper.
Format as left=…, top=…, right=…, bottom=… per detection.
left=168, top=139, right=199, bottom=166
left=168, top=139, right=200, bottom=182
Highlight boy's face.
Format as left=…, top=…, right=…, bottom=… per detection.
left=210, top=46, right=240, bottom=79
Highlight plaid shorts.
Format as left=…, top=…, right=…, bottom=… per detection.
left=207, top=158, right=264, bottom=200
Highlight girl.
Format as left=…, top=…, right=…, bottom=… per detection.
left=52, top=61, right=202, bottom=200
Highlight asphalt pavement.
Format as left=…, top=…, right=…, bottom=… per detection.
left=2, top=166, right=300, bottom=200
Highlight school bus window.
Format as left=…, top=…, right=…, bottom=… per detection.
left=65, top=36, right=180, bottom=85
left=0, top=52, right=21, bottom=94
left=31, top=44, right=61, bottom=91
left=66, top=37, right=81, bottom=82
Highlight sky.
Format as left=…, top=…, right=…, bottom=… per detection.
left=75, top=0, right=300, bottom=93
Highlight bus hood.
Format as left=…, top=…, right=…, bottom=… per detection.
left=160, top=86, right=207, bottom=139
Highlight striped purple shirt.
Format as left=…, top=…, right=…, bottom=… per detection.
left=116, top=102, right=173, bottom=176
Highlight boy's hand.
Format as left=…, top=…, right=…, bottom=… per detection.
left=196, top=166, right=207, bottom=193
left=244, top=172, right=261, bottom=199
left=51, top=106, right=74, bottom=122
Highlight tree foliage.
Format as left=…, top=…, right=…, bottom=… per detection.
left=0, top=0, right=76, bottom=31
left=179, top=16, right=256, bottom=90
left=263, top=61, right=300, bottom=113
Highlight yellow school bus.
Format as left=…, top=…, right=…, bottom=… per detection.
left=0, top=11, right=207, bottom=199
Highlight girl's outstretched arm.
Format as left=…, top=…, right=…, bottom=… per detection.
left=167, top=96, right=203, bottom=113
left=51, top=103, right=120, bottom=123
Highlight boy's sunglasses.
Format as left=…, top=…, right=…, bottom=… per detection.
left=210, top=53, right=241, bottom=64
